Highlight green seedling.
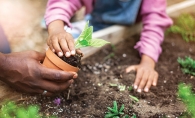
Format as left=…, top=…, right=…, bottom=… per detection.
left=105, top=101, right=125, bottom=118
left=118, top=85, right=126, bottom=91
left=129, top=95, right=139, bottom=102
left=178, top=83, right=195, bottom=118
left=104, top=52, right=115, bottom=61
left=177, top=57, right=195, bottom=76
left=109, top=83, right=118, bottom=87
left=75, top=21, right=110, bottom=49
left=0, top=101, right=56, bottom=118
left=166, top=14, right=195, bottom=42
left=128, top=86, right=133, bottom=91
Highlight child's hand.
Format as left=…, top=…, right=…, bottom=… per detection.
left=47, top=20, right=75, bottom=57
left=126, top=55, right=158, bottom=92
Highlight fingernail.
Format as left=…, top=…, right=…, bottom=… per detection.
left=65, top=52, right=71, bottom=57
left=137, top=89, right=142, bottom=93
left=52, top=49, right=55, bottom=52
left=134, top=85, right=137, bottom=89
left=70, top=79, right=74, bottom=84
left=73, top=73, right=78, bottom=79
left=71, top=50, right=75, bottom=55
left=153, top=83, right=156, bottom=86
left=144, top=88, right=149, bottom=92
left=58, top=52, right=63, bottom=57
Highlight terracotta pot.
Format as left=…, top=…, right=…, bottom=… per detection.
left=42, top=48, right=79, bottom=72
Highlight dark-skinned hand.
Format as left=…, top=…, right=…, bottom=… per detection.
left=0, top=51, right=77, bottom=96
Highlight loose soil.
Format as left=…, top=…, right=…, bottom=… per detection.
left=18, top=32, right=195, bottom=118
left=59, top=54, right=82, bottom=68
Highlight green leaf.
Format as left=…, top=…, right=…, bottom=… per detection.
left=104, top=113, right=118, bottom=118
left=113, top=101, right=118, bottom=112
left=129, top=95, right=139, bottom=102
left=107, top=107, right=117, bottom=113
left=89, top=39, right=110, bottom=47
left=75, top=21, right=110, bottom=49
left=131, top=113, right=137, bottom=118
left=119, top=104, right=124, bottom=112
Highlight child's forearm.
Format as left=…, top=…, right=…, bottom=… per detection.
left=140, top=54, right=155, bottom=68
left=48, top=20, right=65, bottom=34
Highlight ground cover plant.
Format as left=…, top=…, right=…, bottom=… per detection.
left=178, top=57, right=195, bottom=76
left=178, top=83, right=195, bottom=118
left=0, top=101, right=56, bottom=118
left=166, top=14, right=195, bottom=42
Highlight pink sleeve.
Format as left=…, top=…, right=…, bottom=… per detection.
left=44, top=0, right=83, bottom=27
left=134, top=0, right=173, bottom=62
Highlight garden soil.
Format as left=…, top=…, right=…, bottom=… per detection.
left=19, top=33, right=195, bottom=118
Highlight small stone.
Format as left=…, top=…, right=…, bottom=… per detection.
left=122, top=54, right=127, bottom=57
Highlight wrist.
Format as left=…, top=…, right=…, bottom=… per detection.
left=140, top=54, right=155, bottom=68
left=48, top=20, right=66, bottom=34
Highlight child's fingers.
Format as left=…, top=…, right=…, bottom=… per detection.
left=59, top=38, right=71, bottom=57
left=152, top=72, right=158, bottom=86
left=66, top=33, right=75, bottom=55
left=126, top=66, right=136, bottom=73
left=51, top=37, right=63, bottom=57
left=133, top=69, right=143, bottom=90
left=144, top=74, right=154, bottom=92
left=137, top=71, right=149, bottom=92
left=76, top=49, right=83, bottom=55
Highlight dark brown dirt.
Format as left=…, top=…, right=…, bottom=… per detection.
left=19, top=32, right=195, bottom=118
left=59, top=54, right=82, bottom=68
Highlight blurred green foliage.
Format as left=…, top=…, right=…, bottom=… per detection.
left=166, top=14, right=195, bottom=42
left=178, top=83, right=195, bottom=118
left=0, top=101, right=56, bottom=118
left=178, top=57, right=195, bottom=76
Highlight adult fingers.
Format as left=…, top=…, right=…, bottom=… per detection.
left=39, top=79, right=73, bottom=93
left=40, top=66, right=77, bottom=81
left=66, top=33, right=75, bottom=55
left=51, top=37, right=63, bottom=57
left=137, top=71, right=149, bottom=92
left=30, top=51, right=45, bottom=61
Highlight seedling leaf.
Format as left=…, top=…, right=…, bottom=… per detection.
left=129, top=95, right=139, bottom=102
left=75, top=21, right=110, bottom=49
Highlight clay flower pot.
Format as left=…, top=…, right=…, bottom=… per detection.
left=42, top=48, right=79, bottom=72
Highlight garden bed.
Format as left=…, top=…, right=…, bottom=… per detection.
left=17, top=27, right=195, bottom=117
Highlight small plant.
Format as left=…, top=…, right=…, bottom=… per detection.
left=75, top=21, right=110, bottom=49
left=58, top=21, right=110, bottom=68
left=105, top=101, right=137, bottom=118
left=129, top=95, right=139, bottom=102
left=0, top=101, right=56, bottom=118
left=166, top=14, right=195, bottom=42
left=105, top=101, right=125, bottom=118
left=177, top=57, right=195, bottom=76
left=178, top=83, right=195, bottom=118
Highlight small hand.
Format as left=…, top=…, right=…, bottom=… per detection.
left=47, top=20, right=75, bottom=57
left=126, top=55, right=158, bottom=92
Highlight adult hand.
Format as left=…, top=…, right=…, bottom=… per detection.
left=126, top=55, right=158, bottom=92
left=0, top=51, right=77, bottom=96
left=47, top=20, right=75, bottom=57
